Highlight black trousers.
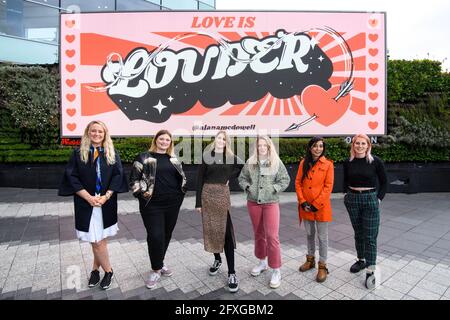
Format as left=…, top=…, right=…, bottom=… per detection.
left=214, top=213, right=235, bottom=275
left=139, top=195, right=183, bottom=270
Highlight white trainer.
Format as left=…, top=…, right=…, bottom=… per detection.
left=269, top=269, right=281, bottom=289
left=251, top=260, right=268, bottom=277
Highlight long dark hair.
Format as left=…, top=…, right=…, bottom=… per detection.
left=301, top=136, right=326, bottom=182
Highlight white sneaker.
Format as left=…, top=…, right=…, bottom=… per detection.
left=145, top=271, right=161, bottom=289
left=161, top=265, right=173, bottom=277
left=269, top=269, right=281, bottom=289
left=251, top=260, right=268, bottom=277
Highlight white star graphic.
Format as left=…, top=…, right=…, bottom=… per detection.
left=167, top=95, right=174, bottom=102
left=310, top=37, right=319, bottom=49
left=318, top=55, right=324, bottom=62
left=153, top=100, right=167, bottom=114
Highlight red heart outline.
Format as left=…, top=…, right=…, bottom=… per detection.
left=369, top=63, right=378, bottom=71
left=301, top=85, right=352, bottom=127
left=65, top=35, right=75, bottom=43
left=67, top=123, right=77, bottom=131
left=66, top=64, right=75, bottom=72
left=369, top=48, right=378, bottom=57
left=66, top=94, right=76, bottom=102
left=368, top=121, right=378, bottom=130
left=66, top=49, right=75, bottom=58
left=368, top=107, right=378, bottom=115
left=66, top=79, right=76, bottom=87
left=368, top=34, right=378, bottom=42
left=66, top=108, right=76, bottom=117
left=368, top=78, right=378, bottom=86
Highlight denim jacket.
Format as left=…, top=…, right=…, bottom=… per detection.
left=238, top=159, right=290, bottom=204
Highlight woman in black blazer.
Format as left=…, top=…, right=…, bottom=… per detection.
left=58, top=120, right=128, bottom=290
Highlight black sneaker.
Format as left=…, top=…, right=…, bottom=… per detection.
left=88, top=270, right=100, bottom=287
left=365, top=272, right=376, bottom=289
left=209, top=260, right=222, bottom=276
left=350, top=260, right=366, bottom=273
left=228, top=273, right=239, bottom=293
left=100, top=270, right=114, bottom=290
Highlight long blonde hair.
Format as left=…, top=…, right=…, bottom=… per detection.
left=80, top=120, right=116, bottom=165
left=203, top=130, right=235, bottom=159
left=247, top=135, right=280, bottom=173
left=350, top=133, right=374, bottom=163
left=149, top=129, right=175, bottom=157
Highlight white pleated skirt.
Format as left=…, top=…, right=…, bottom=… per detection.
left=76, top=206, right=119, bottom=243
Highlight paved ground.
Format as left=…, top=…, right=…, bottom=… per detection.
left=0, top=188, right=450, bottom=300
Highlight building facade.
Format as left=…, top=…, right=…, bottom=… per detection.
left=0, top=0, right=216, bottom=64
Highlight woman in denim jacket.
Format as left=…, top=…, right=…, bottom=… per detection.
left=238, top=136, right=290, bottom=289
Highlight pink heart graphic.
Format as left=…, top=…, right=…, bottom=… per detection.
left=369, top=63, right=378, bottom=71
left=66, top=108, right=76, bottom=117
left=369, top=92, right=378, bottom=100
left=368, top=121, right=378, bottom=130
left=368, top=78, right=378, bottom=86
left=67, top=123, right=77, bottom=131
left=301, top=85, right=351, bottom=127
left=66, top=79, right=76, bottom=87
left=66, top=49, right=75, bottom=58
left=65, top=34, right=75, bottom=43
left=369, top=19, right=378, bottom=27
left=66, top=94, right=76, bottom=102
left=65, top=20, right=75, bottom=28
left=66, top=64, right=75, bottom=72
left=368, top=107, right=378, bottom=115
left=369, top=48, right=378, bottom=57
left=368, top=34, right=378, bottom=42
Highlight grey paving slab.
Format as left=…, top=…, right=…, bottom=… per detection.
left=1, top=190, right=450, bottom=300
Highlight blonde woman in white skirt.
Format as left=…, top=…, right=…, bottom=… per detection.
left=58, top=121, right=128, bottom=290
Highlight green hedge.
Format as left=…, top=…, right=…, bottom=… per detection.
left=1, top=139, right=448, bottom=164
left=387, top=60, right=449, bottom=103
left=0, top=65, right=60, bottom=146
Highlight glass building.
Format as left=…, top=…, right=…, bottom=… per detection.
left=0, top=0, right=216, bottom=64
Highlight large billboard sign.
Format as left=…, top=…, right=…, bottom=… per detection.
left=60, top=11, right=386, bottom=137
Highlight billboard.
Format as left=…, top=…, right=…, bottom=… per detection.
left=60, top=11, right=386, bottom=137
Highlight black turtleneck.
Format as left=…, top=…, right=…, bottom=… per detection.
left=195, top=152, right=243, bottom=208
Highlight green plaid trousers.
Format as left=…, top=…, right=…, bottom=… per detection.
left=344, top=191, right=380, bottom=267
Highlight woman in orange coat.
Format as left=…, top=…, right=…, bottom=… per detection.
left=295, top=137, right=334, bottom=282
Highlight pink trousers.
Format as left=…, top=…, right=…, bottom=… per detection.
left=247, top=201, right=281, bottom=268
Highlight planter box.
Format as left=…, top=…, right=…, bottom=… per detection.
left=1, top=162, right=449, bottom=193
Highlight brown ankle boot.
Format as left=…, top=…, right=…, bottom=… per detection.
left=299, top=255, right=315, bottom=272
left=316, top=262, right=329, bottom=282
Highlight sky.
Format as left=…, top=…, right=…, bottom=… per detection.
left=216, top=0, right=450, bottom=72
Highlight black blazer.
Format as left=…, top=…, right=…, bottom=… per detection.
left=58, top=148, right=128, bottom=232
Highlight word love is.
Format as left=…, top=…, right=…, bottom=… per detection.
left=191, top=16, right=255, bottom=29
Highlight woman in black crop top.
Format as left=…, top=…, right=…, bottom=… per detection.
left=196, top=130, right=243, bottom=293
left=343, top=134, right=387, bottom=289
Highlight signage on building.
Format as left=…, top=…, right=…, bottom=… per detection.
left=60, top=11, right=386, bottom=136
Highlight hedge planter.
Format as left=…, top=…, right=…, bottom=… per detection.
left=1, top=162, right=449, bottom=193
